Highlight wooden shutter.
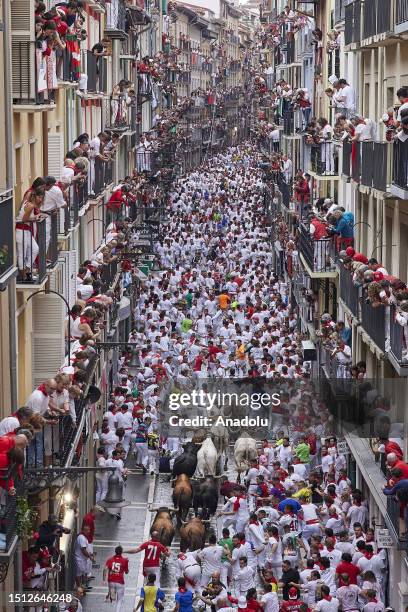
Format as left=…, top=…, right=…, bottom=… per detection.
left=11, top=0, right=35, bottom=101
left=47, top=133, right=63, bottom=180
left=32, top=294, right=65, bottom=387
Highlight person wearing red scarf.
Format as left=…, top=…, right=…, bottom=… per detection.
left=314, top=585, right=340, bottom=612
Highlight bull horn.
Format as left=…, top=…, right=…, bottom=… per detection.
left=190, top=477, right=201, bottom=482
left=180, top=519, right=188, bottom=525
left=202, top=519, right=212, bottom=523
left=213, top=474, right=226, bottom=479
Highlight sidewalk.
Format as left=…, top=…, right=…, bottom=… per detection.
left=82, top=469, right=151, bottom=612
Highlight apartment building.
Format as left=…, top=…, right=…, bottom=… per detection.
left=262, top=0, right=408, bottom=608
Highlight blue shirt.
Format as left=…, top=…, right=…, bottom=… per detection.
left=175, top=590, right=193, bottom=612
left=334, top=217, right=354, bottom=239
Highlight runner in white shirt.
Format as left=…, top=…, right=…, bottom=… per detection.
left=198, top=535, right=224, bottom=587
left=233, top=557, right=255, bottom=597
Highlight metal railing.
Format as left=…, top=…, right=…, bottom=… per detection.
left=342, top=140, right=352, bottom=177
left=396, top=0, right=408, bottom=25
left=352, top=141, right=361, bottom=181
left=48, top=212, right=59, bottom=268
left=363, top=0, right=391, bottom=38
left=26, top=358, right=97, bottom=470
left=286, top=38, right=295, bottom=64
left=361, top=299, right=386, bottom=351
left=299, top=223, right=336, bottom=273
left=86, top=50, right=98, bottom=93
left=138, top=73, right=152, bottom=97
left=105, top=95, right=132, bottom=130
left=57, top=48, right=80, bottom=84
left=345, top=0, right=361, bottom=45
left=105, top=0, right=127, bottom=32
left=92, top=159, right=114, bottom=196
left=360, top=141, right=389, bottom=191
left=16, top=219, right=47, bottom=284
left=72, top=181, right=88, bottom=216
left=0, top=468, right=21, bottom=552
left=311, top=141, right=337, bottom=175
left=0, top=191, right=14, bottom=278
left=392, top=138, right=408, bottom=191
left=390, top=305, right=406, bottom=363
left=339, top=264, right=360, bottom=317
left=136, top=149, right=158, bottom=173
left=335, top=0, right=346, bottom=23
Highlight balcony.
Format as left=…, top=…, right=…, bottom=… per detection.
left=342, top=140, right=352, bottom=178
left=283, top=108, right=303, bottom=137
left=396, top=0, right=408, bottom=33
left=136, top=149, right=159, bottom=174
left=86, top=51, right=107, bottom=94
left=389, top=305, right=408, bottom=369
left=138, top=74, right=153, bottom=99
left=339, top=264, right=360, bottom=318
left=310, top=142, right=339, bottom=177
left=58, top=48, right=81, bottom=85
left=345, top=0, right=361, bottom=46
left=26, top=356, right=97, bottom=473
left=361, top=299, right=386, bottom=351
left=16, top=219, right=47, bottom=285
left=0, top=469, right=20, bottom=555
left=334, top=0, right=346, bottom=24
left=90, top=159, right=114, bottom=197
left=299, top=224, right=337, bottom=276
left=391, top=138, right=408, bottom=199
left=104, top=95, right=133, bottom=131
left=0, top=190, right=15, bottom=282
left=360, top=141, right=390, bottom=191
left=362, top=0, right=392, bottom=40
left=105, top=0, right=128, bottom=38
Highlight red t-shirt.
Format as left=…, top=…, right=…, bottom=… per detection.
left=0, top=435, right=15, bottom=454
left=82, top=512, right=95, bottom=543
left=105, top=555, right=129, bottom=584
left=335, top=561, right=360, bottom=585
left=247, top=599, right=263, bottom=612
left=22, top=551, right=36, bottom=586
left=280, top=600, right=307, bottom=612
left=140, top=540, right=168, bottom=568
left=107, top=189, right=126, bottom=210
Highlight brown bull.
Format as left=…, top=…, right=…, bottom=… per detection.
left=179, top=516, right=209, bottom=551
left=172, top=474, right=193, bottom=522
left=148, top=506, right=176, bottom=547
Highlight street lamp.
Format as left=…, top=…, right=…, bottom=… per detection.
left=26, top=289, right=72, bottom=357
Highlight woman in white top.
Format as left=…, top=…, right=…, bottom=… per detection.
left=16, top=188, right=46, bottom=280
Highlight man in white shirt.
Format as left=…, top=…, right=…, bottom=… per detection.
left=43, top=177, right=66, bottom=252
left=198, top=534, right=224, bottom=587
left=261, top=583, right=279, bottom=612
left=336, top=79, right=356, bottom=115
left=233, top=557, right=255, bottom=597
left=314, top=584, right=340, bottom=612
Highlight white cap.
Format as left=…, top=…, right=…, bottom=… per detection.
left=328, top=74, right=339, bottom=85
left=382, top=113, right=390, bottom=122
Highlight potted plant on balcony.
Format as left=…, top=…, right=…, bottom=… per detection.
left=16, top=496, right=38, bottom=541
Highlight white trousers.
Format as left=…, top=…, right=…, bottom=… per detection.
left=108, top=582, right=125, bottom=612
left=135, top=442, right=148, bottom=467
left=148, top=449, right=159, bottom=473
left=96, top=475, right=109, bottom=502
left=16, top=229, right=39, bottom=270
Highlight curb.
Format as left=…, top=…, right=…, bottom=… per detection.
left=133, top=474, right=157, bottom=609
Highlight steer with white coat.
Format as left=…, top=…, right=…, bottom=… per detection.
left=233, top=432, right=258, bottom=483
left=195, top=436, right=218, bottom=477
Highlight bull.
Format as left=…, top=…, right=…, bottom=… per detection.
left=192, top=475, right=220, bottom=519
left=210, top=422, right=229, bottom=472
left=179, top=516, right=210, bottom=551
left=148, top=506, right=176, bottom=547
left=172, top=441, right=201, bottom=477
left=195, top=436, right=218, bottom=477
left=233, top=432, right=258, bottom=483
left=172, top=474, right=193, bottom=522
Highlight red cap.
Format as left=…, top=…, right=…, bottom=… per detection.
left=288, top=587, right=298, bottom=599
left=345, top=247, right=355, bottom=257
left=353, top=253, right=369, bottom=264
left=373, top=271, right=384, bottom=281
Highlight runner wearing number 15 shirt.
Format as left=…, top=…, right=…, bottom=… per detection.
left=124, top=531, right=170, bottom=586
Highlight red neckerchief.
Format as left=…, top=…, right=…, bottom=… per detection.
left=38, top=384, right=48, bottom=396
left=337, top=475, right=347, bottom=483
left=249, top=519, right=259, bottom=525
left=323, top=595, right=332, bottom=602
left=329, top=513, right=338, bottom=519
left=178, top=587, right=187, bottom=593
left=233, top=495, right=245, bottom=512
left=353, top=500, right=362, bottom=507
left=80, top=315, right=92, bottom=325
left=364, top=551, right=374, bottom=560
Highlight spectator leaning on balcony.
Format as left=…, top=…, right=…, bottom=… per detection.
left=386, top=452, right=408, bottom=480
left=334, top=78, right=356, bottom=116
left=317, top=117, right=335, bottom=175
left=328, top=209, right=354, bottom=251
left=26, top=379, right=58, bottom=466
left=395, top=86, right=408, bottom=127
left=15, top=187, right=47, bottom=282
left=42, top=176, right=66, bottom=254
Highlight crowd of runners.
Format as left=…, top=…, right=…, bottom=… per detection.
left=92, top=144, right=391, bottom=612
